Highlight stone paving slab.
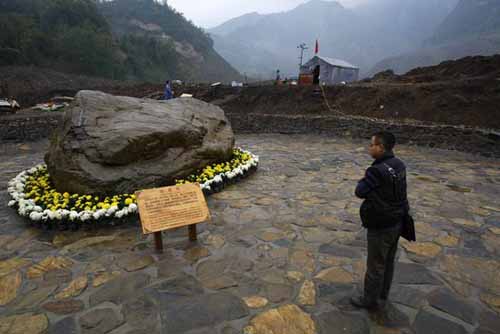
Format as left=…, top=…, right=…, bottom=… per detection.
left=0, top=135, right=499, bottom=334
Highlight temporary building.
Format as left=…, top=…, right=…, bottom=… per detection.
left=300, top=55, right=359, bottom=85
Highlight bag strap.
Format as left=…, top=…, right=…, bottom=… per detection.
left=383, top=163, right=397, bottom=178
left=380, top=162, right=407, bottom=206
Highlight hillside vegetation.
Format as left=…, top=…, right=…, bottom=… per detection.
left=0, top=0, right=241, bottom=82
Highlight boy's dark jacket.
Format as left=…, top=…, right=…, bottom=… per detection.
left=356, top=151, right=409, bottom=230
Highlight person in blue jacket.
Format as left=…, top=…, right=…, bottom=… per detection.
left=164, top=80, right=173, bottom=100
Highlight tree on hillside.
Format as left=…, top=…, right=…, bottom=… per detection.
left=0, top=0, right=121, bottom=76
left=0, top=0, right=240, bottom=82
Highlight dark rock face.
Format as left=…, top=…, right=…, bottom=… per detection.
left=79, top=308, right=124, bottom=334
left=412, top=309, right=468, bottom=334
left=49, top=316, right=78, bottom=334
left=318, top=243, right=362, bottom=258
left=394, top=262, right=441, bottom=285
left=89, top=272, right=150, bottom=307
left=316, top=310, right=370, bottom=334
left=45, top=90, right=234, bottom=195
left=159, top=292, right=249, bottom=333
left=427, top=288, right=478, bottom=324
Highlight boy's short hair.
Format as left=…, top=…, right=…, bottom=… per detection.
left=373, top=131, right=396, bottom=151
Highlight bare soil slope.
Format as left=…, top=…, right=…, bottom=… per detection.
left=0, top=66, right=161, bottom=107
left=201, top=55, right=500, bottom=129
left=3, top=55, right=500, bottom=129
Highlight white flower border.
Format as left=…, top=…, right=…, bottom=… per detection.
left=199, top=148, right=259, bottom=192
left=7, top=148, right=259, bottom=224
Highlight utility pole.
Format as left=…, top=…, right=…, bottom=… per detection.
left=297, top=43, right=309, bottom=68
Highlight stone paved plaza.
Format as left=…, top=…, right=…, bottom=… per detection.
left=0, top=134, right=499, bottom=334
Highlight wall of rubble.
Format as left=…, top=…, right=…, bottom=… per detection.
left=1, top=111, right=499, bottom=158
left=0, top=112, right=62, bottom=142
left=227, top=113, right=500, bottom=158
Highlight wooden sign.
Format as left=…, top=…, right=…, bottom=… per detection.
left=135, top=183, right=210, bottom=252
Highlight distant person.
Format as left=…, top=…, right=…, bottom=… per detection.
left=313, top=65, right=320, bottom=85
left=351, top=131, right=412, bottom=311
left=164, top=80, right=173, bottom=100
left=8, top=97, right=20, bottom=109
left=275, top=69, right=281, bottom=84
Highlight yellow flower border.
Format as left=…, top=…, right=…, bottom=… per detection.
left=7, top=148, right=259, bottom=225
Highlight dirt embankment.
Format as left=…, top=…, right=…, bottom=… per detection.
left=2, top=55, right=500, bottom=130
left=193, top=55, right=500, bottom=129
left=400, top=55, right=500, bottom=82
left=185, top=78, right=500, bottom=129
left=0, top=66, right=162, bottom=107
left=326, top=79, right=500, bottom=129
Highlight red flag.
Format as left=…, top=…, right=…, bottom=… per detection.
left=315, top=39, right=319, bottom=54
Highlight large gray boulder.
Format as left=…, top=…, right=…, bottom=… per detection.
left=45, top=90, right=234, bottom=195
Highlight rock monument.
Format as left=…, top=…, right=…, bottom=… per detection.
left=45, top=90, right=234, bottom=195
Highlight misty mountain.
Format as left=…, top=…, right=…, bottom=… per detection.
left=209, top=12, right=264, bottom=36
left=429, top=0, right=500, bottom=45
left=208, top=0, right=458, bottom=78
left=370, top=0, right=500, bottom=76
left=210, top=34, right=280, bottom=79
left=209, top=0, right=357, bottom=78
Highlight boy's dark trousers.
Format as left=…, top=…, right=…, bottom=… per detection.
left=364, top=223, right=401, bottom=305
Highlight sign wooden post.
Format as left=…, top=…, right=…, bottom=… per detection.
left=154, top=232, right=164, bottom=253
left=135, top=183, right=210, bottom=253
left=189, top=225, right=197, bottom=242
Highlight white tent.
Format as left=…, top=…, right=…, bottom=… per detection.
left=301, top=55, right=359, bottom=85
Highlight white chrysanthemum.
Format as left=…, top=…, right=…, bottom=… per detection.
left=60, top=210, right=70, bottom=219
left=97, top=209, right=107, bottom=216
left=80, top=212, right=92, bottom=221
left=47, top=211, right=56, bottom=220
left=69, top=211, right=79, bottom=221
left=29, top=212, right=43, bottom=221
left=8, top=200, right=16, bottom=207
left=128, top=203, right=137, bottom=213
left=54, top=210, right=62, bottom=220
left=107, top=206, right=118, bottom=216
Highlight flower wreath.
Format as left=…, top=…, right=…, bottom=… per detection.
left=7, top=148, right=258, bottom=227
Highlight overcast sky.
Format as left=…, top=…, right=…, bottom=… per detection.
left=168, top=0, right=367, bottom=28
